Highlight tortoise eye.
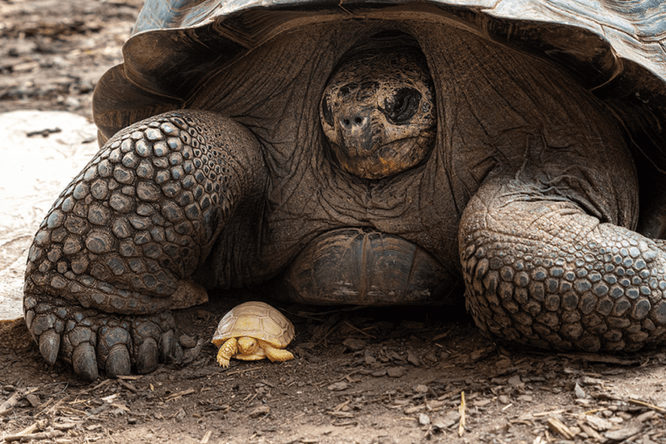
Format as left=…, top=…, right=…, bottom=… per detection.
left=321, top=96, right=334, bottom=127
left=385, top=88, right=421, bottom=124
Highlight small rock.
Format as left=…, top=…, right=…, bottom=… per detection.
left=507, top=375, right=523, bottom=387
left=343, top=338, right=366, bottom=351
left=516, top=395, right=533, bottom=402
left=25, top=394, right=40, bottom=407
left=64, top=96, right=81, bottom=110
left=423, top=352, right=438, bottom=363
left=328, top=382, right=349, bottom=391
left=407, top=350, right=422, bottom=366
left=574, top=382, right=586, bottom=399
left=371, top=369, right=387, bottom=377
left=364, top=351, right=376, bottom=365
left=249, top=405, right=270, bottom=418
left=433, top=411, right=461, bottom=429
left=387, top=367, right=405, bottom=378
left=414, top=384, right=429, bottom=393
left=179, top=334, right=197, bottom=348
left=498, top=395, right=511, bottom=404
left=419, top=413, right=430, bottom=426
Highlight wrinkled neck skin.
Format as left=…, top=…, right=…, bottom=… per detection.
left=191, top=18, right=637, bottom=287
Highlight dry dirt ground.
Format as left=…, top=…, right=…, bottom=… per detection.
left=1, top=1, right=666, bottom=443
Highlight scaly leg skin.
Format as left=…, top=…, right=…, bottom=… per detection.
left=460, top=177, right=666, bottom=353
left=263, top=343, right=294, bottom=363
left=216, top=338, right=238, bottom=368
left=24, top=110, right=266, bottom=379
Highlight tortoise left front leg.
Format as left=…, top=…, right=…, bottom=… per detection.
left=460, top=176, right=666, bottom=352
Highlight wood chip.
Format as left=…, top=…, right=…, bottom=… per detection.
left=586, top=415, right=613, bottom=431
left=165, top=388, right=196, bottom=402
left=328, top=411, right=354, bottom=418
left=200, top=430, right=213, bottom=444
left=547, top=417, right=575, bottom=440
left=604, top=424, right=644, bottom=441
left=628, top=398, right=666, bottom=414
left=458, top=391, right=466, bottom=437
left=3, top=431, right=64, bottom=442
left=577, top=421, right=605, bottom=441
left=118, top=380, right=138, bottom=393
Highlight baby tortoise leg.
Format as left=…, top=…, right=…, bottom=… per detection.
left=24, top=110, right=266, bottom=379
left=460, top=177, right=666, bottom=353
left=262, top=342, right=294, bottom=363
left=216, top=337, right=237, bottom=368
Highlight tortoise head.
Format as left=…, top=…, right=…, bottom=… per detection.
left=320, top=40, right=436, bottom=180
left=238, top=336, right=259, bottom=355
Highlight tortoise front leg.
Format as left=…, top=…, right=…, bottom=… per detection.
left=24, top=110, right=266, bottom=379
left=459, top=176, right=666, bottom=352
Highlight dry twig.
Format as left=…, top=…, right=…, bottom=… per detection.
left=458, top=391, right=466, bottom=437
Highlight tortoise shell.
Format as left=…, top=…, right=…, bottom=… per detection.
left=94, top=0, right=666, bottom=172
left=211, top=301, right=295, bottom=349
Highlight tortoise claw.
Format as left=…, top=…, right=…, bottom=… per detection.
left=136, top=338, right=160, bottom=374
left=39, top=329, right=60, bottom=365
left=106, top=344, right=132, bottom=378
left=159, top=330, right=176, bottom=363
left=72, top=343, right=99, bottom=381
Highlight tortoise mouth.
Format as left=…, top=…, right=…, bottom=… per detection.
left=281, top=228, right=452, bottom=305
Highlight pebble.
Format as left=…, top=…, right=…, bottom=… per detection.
left=499, top=395, right=511, bottom=404
left=414, top=385, right=429, bottom=393
left=507, top=375, right=523, bottom=387
left=25, top=394, right=40, bottom=407
left=342, top=338, right=366, bottom=351
left=574, top=382, right=587, bottom=399
left=179, top=334, right=197, bottom=348
left=328, top=382, right=349, bottom=391
left=371, top=369, right=387, bottom=377
left=248, top=405, right=270, bottom=418
left=419, top=413, right=430, bottom=426
left=516, top=395, right=533, bottom=402
left=387, top=367, right=405, bottom=378
left=407, top=350, right=422, bottom=366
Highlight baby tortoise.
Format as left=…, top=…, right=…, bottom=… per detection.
left=212, top=301, right=295, bottom=367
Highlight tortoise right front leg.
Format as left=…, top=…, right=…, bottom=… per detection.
left=24, top=110, right=266, bottom=379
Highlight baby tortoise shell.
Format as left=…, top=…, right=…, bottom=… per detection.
left=211, top=301, right=295, bottom=367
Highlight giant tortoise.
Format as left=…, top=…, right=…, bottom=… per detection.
left=23, top=0, right=666, bottom=379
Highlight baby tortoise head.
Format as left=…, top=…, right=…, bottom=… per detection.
left=321, top=47, right=436, bottom=180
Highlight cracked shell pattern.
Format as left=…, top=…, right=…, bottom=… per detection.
left=460, top=183, right=666, bottom=352
left=212, top=301, right=295, bottom=349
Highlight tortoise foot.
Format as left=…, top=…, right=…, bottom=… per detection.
left=25, top=294, right=187, bottom=380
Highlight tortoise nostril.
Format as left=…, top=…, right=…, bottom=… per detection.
left=354, top=117, right=363, bottom=125
left=343, top=119, right=350, bottom=127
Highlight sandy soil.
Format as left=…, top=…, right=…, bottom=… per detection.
left=1, top=1, right=665, bottom=443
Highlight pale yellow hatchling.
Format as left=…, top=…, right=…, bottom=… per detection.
left=211, top=301, right=295, bottom=367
